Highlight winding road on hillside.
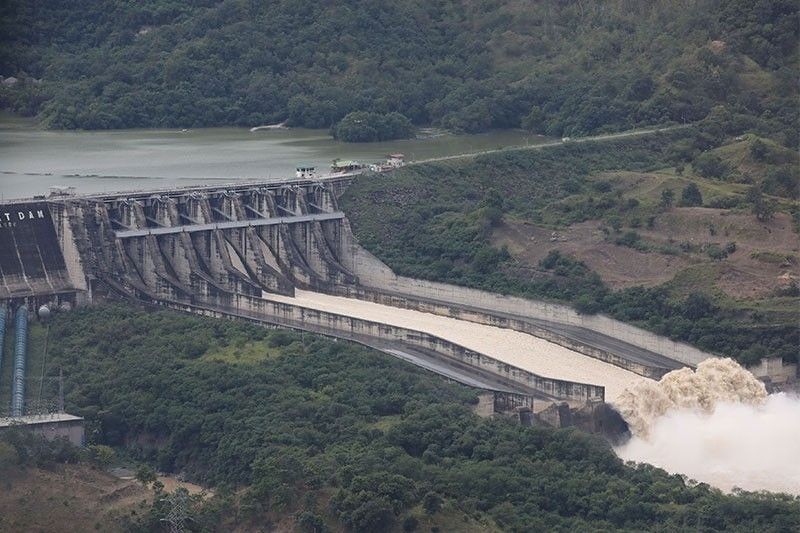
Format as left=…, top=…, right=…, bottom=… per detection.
left=410, top=124, right=690, bottom=165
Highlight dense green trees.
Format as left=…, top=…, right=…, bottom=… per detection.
left=332, top=111, right=414, bottom=143
left=0, top=0, right=797, bottom=141
left=28, top=306, right=800, bottom=531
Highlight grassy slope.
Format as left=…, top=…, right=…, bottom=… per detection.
left=0, top=464, right=148, bottom=532
left=538, top=169, right=799, bottom=313
left=342, top=132, right=800, bottom=364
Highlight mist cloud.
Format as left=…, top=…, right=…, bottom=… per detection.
left=612, top=358, right=800, bottom=495
left=616, top=393, right=800, bottom=494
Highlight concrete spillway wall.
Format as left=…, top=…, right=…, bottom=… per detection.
left=340, top=221, right=713, bottom=368
left=332, top=284, right=674, bottom=380
left=160, top=294, right=605, bottom=404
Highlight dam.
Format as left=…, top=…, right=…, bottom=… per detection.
left=0, top=174, right=714, bottom=414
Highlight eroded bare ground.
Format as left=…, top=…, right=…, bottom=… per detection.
left=493, top=209, right=800, bottom=298
left=0, top=465, right=212, bottom=533
left=0, top=464, right=148, bottom=532
left=493, top=220, right=690, bottom=289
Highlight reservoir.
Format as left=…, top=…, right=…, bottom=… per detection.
left=0, top=115, right=545, bottom=199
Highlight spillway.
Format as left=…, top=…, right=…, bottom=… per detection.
left=262, top=290, right=651, bottom=403
left=1, top=175, right=716, bottom=408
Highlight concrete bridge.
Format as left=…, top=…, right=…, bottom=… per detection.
left=0, top=175, right=714, bottom=409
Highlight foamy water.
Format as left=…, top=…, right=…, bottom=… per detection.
left=617, top=393, right=800, bottom=494
left=263, top=290, right=649, bottom=401
left=615, top=358, right=800, bottom=495
left=613, top=358, right=768, bottom=437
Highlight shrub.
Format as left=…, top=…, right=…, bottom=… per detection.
left=402, top=515, right=419, bottom=532
left=89, top=444, right=115, bottom=467
left=706, top=244, right=726, bottom=260
left=706, top=196, right=740, bottom=208
left=660, top=189, right=675, bottom=208
left=423, top=492, right=443, bottom=515
left=0, top=441, right=19, bottom=471
left=593, top=181, right=612, bottom=193
left=750, top=139, right=768, bottom=161
left=683, top=292, right=715, bottom=320
left=616, top=230, right=642, bottom=248
left=297, top=511, right=327, bottom=533
left=693, top=153, right=729, bottom=179
left=135, top=465, right=157, bottom=486
left=680, top=183, right=703, bottom=206
left=332, top=111, right=414, bottom=142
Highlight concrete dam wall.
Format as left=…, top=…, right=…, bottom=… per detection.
left=64, top=178, right=357, bottom=306
left=0, top=176, right=712, bottom=405
left=0, top=202, right=77, bottom=303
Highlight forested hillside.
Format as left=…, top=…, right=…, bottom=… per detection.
left=3, top=306, right=796, bottom=532
left=0, top=0, right=797, bottom=141
left=343, top=128, right=800, bottom=366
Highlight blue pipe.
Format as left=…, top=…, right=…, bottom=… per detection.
left=0, top=306, right=6, bottom=398
left=11, top=305, right=28, bottom=417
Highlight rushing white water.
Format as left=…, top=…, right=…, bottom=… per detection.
left=614, top=358, right=800, bottom=495
left=262, top=290, right=649, bottom=402
left=613, top=358, right=768, bottom=437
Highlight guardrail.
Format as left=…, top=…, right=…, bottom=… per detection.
left=115, top=212, right=345, bottom=238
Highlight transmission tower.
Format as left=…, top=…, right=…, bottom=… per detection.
left=161, top=488, right=191, bottom=533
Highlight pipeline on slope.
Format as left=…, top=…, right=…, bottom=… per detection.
left=0, top=305, right=6, bottom=397
left=10, top=305, right=28, bottom=417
